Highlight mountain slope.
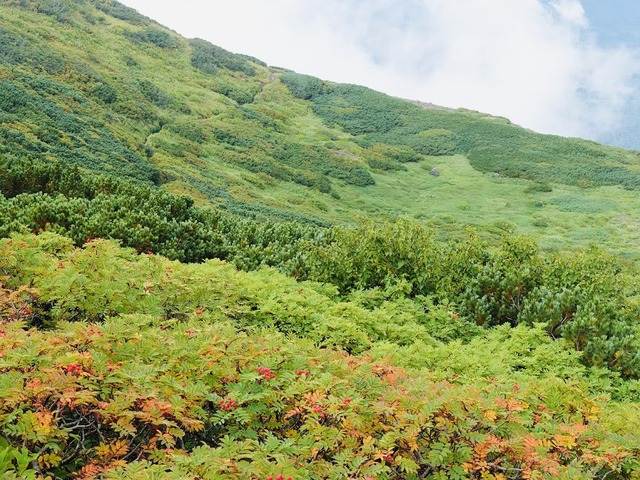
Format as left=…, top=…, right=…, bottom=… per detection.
left=3, top=0, right=640, bottom=257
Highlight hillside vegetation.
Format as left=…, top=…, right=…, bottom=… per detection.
left=1, top=0, right=640, bottom=478
left=1, top=233, right=640, bottom=478
left=3, top=0, right=640, bottom=254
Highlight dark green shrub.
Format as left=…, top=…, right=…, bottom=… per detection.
left=36, top=0, right=73, bottom=22
left=167, top=122, right=206, bottom=143
left=365, top=156, right=407, bottom=172
left=525, top=182, right=553, bottom=193
left=280, top=72, right=325, bottom=100
left=190, top=38, right=257, bottom=76
left=123, top=55, right=138, bottom=66
left=411, top=129, right=456, bottom=156
left=213, top=129, right=257, bottom=148
left=138, top=79, right=171, bottom=106
left=126, top=27, right=179, bottom=49
left=89, top=83, right=118, bottom=104
left=0, top=28, right=65, bottom=73
left=94, top=0, right=149, bottom=25
left=346, top=168, right=375, bottom=186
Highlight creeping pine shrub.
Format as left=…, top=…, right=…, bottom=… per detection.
left=126, top=27, right=179, bottom=48
left=89, top=83, right=118, bottom=104
left=190, top=38, right=257, bottom=76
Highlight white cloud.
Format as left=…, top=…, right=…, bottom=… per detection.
left=549, top=0, right=588, bottom=28
left=121, top=0, right=640, bottom=142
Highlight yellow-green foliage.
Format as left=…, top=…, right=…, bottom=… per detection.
left=1, top=234, right=639, bottom=479
left=3, top=187, right=640, bottom=380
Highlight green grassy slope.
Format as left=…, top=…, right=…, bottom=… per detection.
left=2, top=0, right=640, bottom=257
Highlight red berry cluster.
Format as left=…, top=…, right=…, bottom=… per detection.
left=296, top=369, right=309, bottom=376
left=218, top=398, right=238, bottom=411
left=65, top=363, right=84, bottom=375
left=256, top=366, right=276, bottom=380
left=265, top=475, right=292, bottom=480
left=311, top=404, right=326, bottom=418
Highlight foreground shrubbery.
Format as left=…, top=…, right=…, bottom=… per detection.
left=0, top=236, right=639, bottom=478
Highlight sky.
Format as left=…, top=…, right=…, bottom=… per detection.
left=120, top=0, right=640, bottom=150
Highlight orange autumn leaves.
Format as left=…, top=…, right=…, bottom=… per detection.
left=0, top=313, right=636, bottom=478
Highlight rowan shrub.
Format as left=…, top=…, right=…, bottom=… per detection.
left=0, top=314, right=638, bottom=479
